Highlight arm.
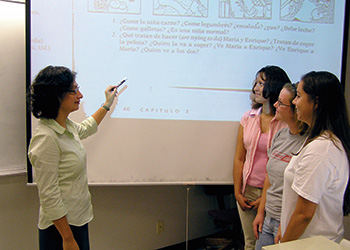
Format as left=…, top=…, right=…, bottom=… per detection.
left=280, top=195, right=317, bottom=243
left=53, top=216, right=79, bottom=250
left=29, top=134, right=78, bottom=249
left=233, top=125, right=252, bottom=211
left=275, top=224, right=281, bottom=244
left=253, top=173, right=271, bottom=239
left=92, top=85, right=118, bottom=125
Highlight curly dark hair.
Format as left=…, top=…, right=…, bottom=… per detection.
left=27, top=65, right=76, bottom=119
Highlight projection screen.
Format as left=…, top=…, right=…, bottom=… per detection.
left=27, top=0, right=349, bottom=185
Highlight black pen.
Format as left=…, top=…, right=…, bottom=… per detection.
left=112, top=77, right=127, bottom=91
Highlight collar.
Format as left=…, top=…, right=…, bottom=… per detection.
left=248, top=107, right=262, bottom=117
left=39, top=118, right=73, bottom=135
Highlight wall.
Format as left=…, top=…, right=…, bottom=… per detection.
left=346, top=17, right=350, bottom=119
left=0, top=175, right=38, bottom=249
left=88, top=185, right=219, bottom=249
left=0, top=1, right=26, bottom=175
left=343, top=10, right=350, bottom=240
left=0, top=175, right=221, bottom=249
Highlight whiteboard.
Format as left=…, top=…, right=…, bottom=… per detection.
left=0, top=1, right=26, bottom=176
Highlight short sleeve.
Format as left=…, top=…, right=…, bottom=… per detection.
left=240, top=109, right=259, bottom=128
left=291, top=149, right=332, bottom=204
left=240, top=111, right=248, bottom=127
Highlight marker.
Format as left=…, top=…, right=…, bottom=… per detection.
left=112, top=77, right=127, bottom=91
left=117, top=77, right=127, bottom=88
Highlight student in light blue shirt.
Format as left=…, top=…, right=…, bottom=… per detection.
left=28, top=65, right=119, bottom=250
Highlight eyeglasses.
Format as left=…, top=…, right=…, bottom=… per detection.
left=277, top=100, right=292, bottom=107
left=66, top=86, right=80, bottom=95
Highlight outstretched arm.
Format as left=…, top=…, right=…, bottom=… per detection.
left=92, top=85, right=118, bottom=125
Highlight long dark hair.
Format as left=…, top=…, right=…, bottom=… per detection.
left=301, top=71, right=350, bottom=215
left=251, top=65, right=291, bottom=114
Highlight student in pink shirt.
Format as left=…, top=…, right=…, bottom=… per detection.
left=233, top=66, right=290, bottom=250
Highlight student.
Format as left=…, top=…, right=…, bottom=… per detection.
left=233, top=65, right=290, bottom=250
left=252, top=83, right=307, bottom=250
left=28, top=65, right=119, bottom=250
left=276, top=71, right=350, bottom=243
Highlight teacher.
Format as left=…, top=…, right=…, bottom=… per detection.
left=28, top=65, right=119, bottom=250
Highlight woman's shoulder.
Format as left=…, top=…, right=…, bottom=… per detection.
left=273, top=127, right=289, bottom=138
left=309, top=132, right=341, bottom=148
left=245, top=107, right=261, bottom=116
left=241, top=108, right=261, bottom=120
left=33, top=119, right=62, bottom=137
left=29, top=120, right=61, bottom=151
left=240, top=108, right=261, bottom=128
left=304, top=133, right=347, bottom=161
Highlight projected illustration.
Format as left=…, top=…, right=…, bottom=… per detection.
left=219, top=0, right=272, bottom=19
left=88, top=0, right=141, bottom=14
left=280, top=0, right=334, bottom=23
left=31, top=0, right=345, bottom=121
left=154, top=0, right=208, bottom=17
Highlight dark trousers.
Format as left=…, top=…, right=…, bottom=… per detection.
left=39, top=223, right=90, bottom=250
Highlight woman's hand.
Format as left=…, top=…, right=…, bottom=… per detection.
left=253, top=212, right=264, bottom=239
left=274, top=225, right=281, bottom=244
left=63, top=237, right=80, bottom=250
left=235, top=193, right=252, bottom=211
left=103, top=85, right=118, bottom=109
left=250, top=197, right=261, bottom=210
left=53, top=216, right=80, bottom=250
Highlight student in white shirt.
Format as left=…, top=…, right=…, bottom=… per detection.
left=276, top=71, right=350, bottom=243
left=28, top=65, right=119, bottom=250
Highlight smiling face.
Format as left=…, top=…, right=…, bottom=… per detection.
left=292, top=80, right=316, bottom=126
left=253, top=73, right=268, bottom=104
left=273, top=88, right=295, bottom=123
left=59, top=81, right=83, bottom=115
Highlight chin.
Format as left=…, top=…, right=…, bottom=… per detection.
left=255, top=99, right=264, bottom=104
